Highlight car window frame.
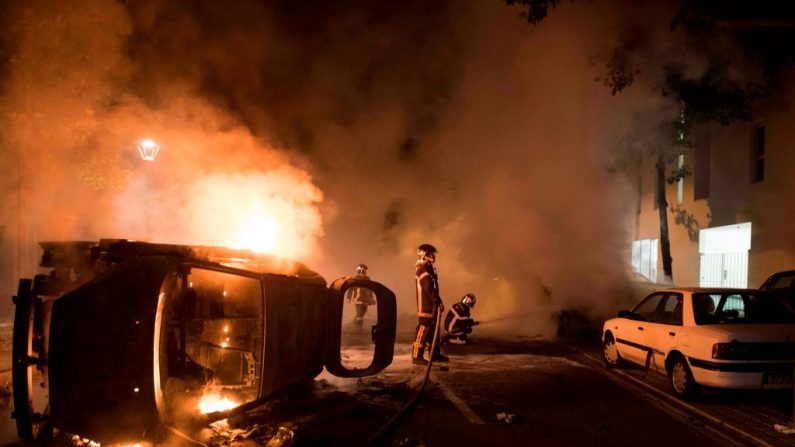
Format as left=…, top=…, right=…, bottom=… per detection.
left=154, top=262, right=267, bottom=421
left=762, top=272, right=795, bottom=290
left=631, top=292, right=667, bottom=321
left=649, top=293, right=683, bottom=326
left=692, top=291, right=795, bottom=325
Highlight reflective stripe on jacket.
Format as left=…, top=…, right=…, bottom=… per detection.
left=415, top=262, right=439, bottom=317
left=444, top=302, right=471, bottom=333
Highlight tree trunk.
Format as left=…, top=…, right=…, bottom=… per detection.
left=656, top=155, right=674, bottom=283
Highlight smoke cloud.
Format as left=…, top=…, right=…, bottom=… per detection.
left=1, top=0, right=731, bottom=336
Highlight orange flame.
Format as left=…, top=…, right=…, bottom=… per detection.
left=198, top=392, right=239, bottom=414
left=183, top=173, right=323, bottom=258
left=230, top=202, right=279, bottom=253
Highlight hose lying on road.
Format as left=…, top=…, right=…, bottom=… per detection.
left=361, top=305, right=444, bottom=447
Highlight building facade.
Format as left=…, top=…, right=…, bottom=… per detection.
left=632, top=86, right=795, bottom=288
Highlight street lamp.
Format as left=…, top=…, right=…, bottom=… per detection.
left=137, top=139, right=160, bottom=239
left=137, top=139, right=160, bottom=161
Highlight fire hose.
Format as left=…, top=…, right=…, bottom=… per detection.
left=361, top=303, right=444, bottom=447
left=176, top=305, right=556, bottom=444
left=362, top=305, right=563, bottom=445
left=474, top=305, right=561, bottom=326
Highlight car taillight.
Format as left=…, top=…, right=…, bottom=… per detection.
left=712, top=342, right=749, bottom=360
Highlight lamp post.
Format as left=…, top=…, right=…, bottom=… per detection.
left=137, top=139, right=160, bottom=238
left=137, top=139, right=160, bottom=161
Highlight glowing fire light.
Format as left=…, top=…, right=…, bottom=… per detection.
left=137, top=139, right=160, bottom=161
left=198, top=393, right=238, bottom=413
left=182, top=173, right=323, bottom=257
left=69, top=435, right=101, bottom=447
left=231, top=207, right=279, bottom=253
left=68, top=434, right=153, bottom=447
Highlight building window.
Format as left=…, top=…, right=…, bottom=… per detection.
left=677, top=154, right=684, bottom=205
left=632, top=239, right=658, bottom=282
left=750, top=124, right=765, bottom=184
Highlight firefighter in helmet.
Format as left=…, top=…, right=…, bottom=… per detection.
left=412, top=244, right=449, bottom=365
left=444, top=293, right=479, bottom=345
left=346, top=263, right=376, bottom=329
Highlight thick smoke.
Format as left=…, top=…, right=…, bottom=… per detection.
left=1, top=0, right=707, bottom=335
left=0, top=0, right=327, bottom=319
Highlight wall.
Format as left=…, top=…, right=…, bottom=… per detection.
left=634, top=81, right=795, bottom=288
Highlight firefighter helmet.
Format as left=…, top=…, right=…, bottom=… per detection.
left=417, top=243, right=438, bottom=263
left=356, top=263, right=368, bottom=275
left=462, top=293, right=476, bottom=307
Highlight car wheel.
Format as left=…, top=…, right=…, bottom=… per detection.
left=12, top=278, right=50, bottom=440
left=601, top=334, right=624, bottom=368
left=670, top=355, right=698, bottom=399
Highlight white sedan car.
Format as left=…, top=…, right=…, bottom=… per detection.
left=602, top=288, right=795, bottom=399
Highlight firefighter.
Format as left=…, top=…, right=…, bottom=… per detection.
left=412, top=243, right=449, bottom=366
left=444, top=293, right=479, bottom=345
left=346, top=263, right=376, bottom=329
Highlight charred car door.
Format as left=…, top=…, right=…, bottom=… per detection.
left=324, top=276, right=396, bottom=377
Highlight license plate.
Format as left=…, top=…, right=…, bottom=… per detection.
left=765, top=373, right=793, bottom=385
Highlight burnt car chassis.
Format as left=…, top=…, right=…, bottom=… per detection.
left=11, top=239, right=396, bottom=443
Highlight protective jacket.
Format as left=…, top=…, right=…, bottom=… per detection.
left=415, top=262, right=440, bottom=318
left=412, top=261, right=442, bottom=360
left=445, top=302, right=473, bottom=336
left=347, top=274, right=375, bottom=305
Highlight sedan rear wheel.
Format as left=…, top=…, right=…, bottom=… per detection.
left=602, top=335, right=624, bottom=368
left=670, top=356, right=698, bottom=399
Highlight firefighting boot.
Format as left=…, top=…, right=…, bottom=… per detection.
left=430, top=343, right=449, bottom=362
left=431, top=353, right=449, bottom=362
left=412, top=345, right=427, bottom=365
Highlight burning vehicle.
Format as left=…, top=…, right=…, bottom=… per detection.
left=11, top=239, right=396, bottom=443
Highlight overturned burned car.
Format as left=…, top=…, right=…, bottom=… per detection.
left=11, top=239, right=396, bottom=443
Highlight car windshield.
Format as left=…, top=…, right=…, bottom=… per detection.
left=157, top=266, right=264, bottom=419
left=692, top=292, right=795, bottom=325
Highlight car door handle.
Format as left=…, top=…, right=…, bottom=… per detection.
left=637, top=327, right=644, bottom=331
left=668, top=332, right=676, bottom=336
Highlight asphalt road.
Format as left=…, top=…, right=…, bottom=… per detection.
left=1, top=335, right=794, bottom=446
left=377, top=338, right=727, bottom=447
left=313, top=335, right=795, bottom=447
left=289, top=335, right=795, bottom=447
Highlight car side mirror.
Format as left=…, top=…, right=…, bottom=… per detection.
left=617, top=310, right=633, bottom=319
left=324, top=276, right=396, bottom=378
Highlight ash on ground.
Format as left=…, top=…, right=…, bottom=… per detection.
left=192, top=374, right=413, bottom=446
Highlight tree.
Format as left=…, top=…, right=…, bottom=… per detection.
left=503, top=0, right=562, bottom=24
